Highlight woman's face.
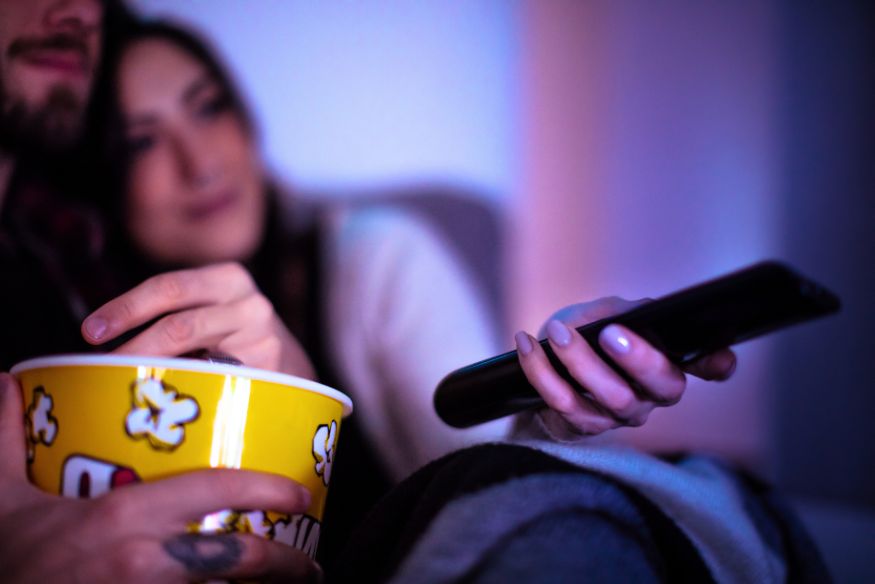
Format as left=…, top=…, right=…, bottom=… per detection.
left=118, top=38, right=265, bottom=266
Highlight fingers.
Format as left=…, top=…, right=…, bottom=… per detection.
left=515, top=331, right=623, bottom=436
left=102, top=468, right=311, bottom=527
left=221, top=331, right=315, bottom=378
left=544, top=320, right=654, bottom=426
left=161, top=533, right=322, bottom=583
left=684, top=348, right=737, bottom=381
left=517, top=314, right=694, bottom=435
left=107, top=293, right=315, bottom=377
left=82, top=263, right=257, bottom=346
left=519, top=308, right=738, bottom=439
left=598, top=324, right=687, bottom=406
left=0, top=373, right=27, bottom=482
left=84, top=534, right=321, bottom=584
left=109, top=293, right=272, bottom=359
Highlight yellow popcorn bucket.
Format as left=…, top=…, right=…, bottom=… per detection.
left=11, top=354, right=352, bottom=559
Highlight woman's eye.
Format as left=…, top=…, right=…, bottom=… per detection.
left=125, top=134, right=156, bottom=155
left=196, top=94, right=231, bottom=120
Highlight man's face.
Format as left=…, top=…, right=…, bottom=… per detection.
left=0, top=0, right=103, bottom=155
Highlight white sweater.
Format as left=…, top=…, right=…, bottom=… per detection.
left=320, top=205, right=511, bottom=480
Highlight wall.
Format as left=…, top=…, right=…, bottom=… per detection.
left=512, top=1, right=781, bottom=466
left=132, top=0, right=520, bottom=198
left=774, top=2, right=875, bottom=508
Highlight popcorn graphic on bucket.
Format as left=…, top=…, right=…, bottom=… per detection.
left=24, top=386, right=58, bottom=462
left=125, top=377, right=199, bottom=451
left=313, top=420, right=338, bottom=486
left=11, top=355, right=352, bottom=559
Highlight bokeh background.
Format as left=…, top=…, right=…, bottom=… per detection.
left=131, top=0, right=875, bottom=577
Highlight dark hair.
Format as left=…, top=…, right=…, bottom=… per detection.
left=77, top=17, right=268, bottom=290
left=93, top=19, right=256, bottom=216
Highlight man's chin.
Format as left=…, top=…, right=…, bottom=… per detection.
left=0, top=90, right=85, bottom=159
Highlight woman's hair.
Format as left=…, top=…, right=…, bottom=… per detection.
left=93, top=19, right=257, bottom=216
left=81, top=17, right=270, bottom=290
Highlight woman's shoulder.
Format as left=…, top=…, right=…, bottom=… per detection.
left=323, top=201, right=438, bottom=247
left=271, top=183, right=435, bottom=246
left=272, top=185, right=477, bottom=291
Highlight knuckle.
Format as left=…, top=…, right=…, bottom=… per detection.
left=260, top=337, right=283, bottom=365
left=662, top=376, right=686, bottom=403
left=546, top=388, right=580, bottom=416
left=91, top=494, right=134, bottom=529
left=113, top=298, right=138, bottom=323
left=150, top=272, right=187, bottom=301
left=212, top=471, right=245, bottom=503
left=162, top=312, right=196, bottom=345
left=235, top=536, right=266, bottom=573
left=248, top=294, right=275, bottom=323
left=657, top=393, right=682, bottom=408
left=563, top=360, right=590, bottom=385
left=605, top=417, right=623, bottom=432
left=604, top=388, right=637, bottom=417
left=518, top=352, right=549, bottom=383
left=220, top=262, right=254, bottom=287
left=625, top=410, right=650, bottom=427
left=111, top=540, right=156, bottom=581
left=649, top=371, right=686, bottom=406
left=587, top=416, right=619, bottom=436
left=620, top=342, right=662, bottom=376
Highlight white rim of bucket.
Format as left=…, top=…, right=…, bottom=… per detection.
left=11, top=354, right=353, bottom=416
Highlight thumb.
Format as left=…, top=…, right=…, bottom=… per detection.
left=0, top=373, right=27, bottom=482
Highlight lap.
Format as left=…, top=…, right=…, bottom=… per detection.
left=328, top=443, right=709, bottom=583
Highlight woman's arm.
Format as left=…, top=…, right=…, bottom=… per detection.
left=323, top=207, right=509, bottom=481
left=327, top=206, right=738, bottom=474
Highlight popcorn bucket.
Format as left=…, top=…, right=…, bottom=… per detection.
left=11, top=354, right=352, bottom=559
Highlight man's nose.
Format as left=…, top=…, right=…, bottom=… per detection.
left=44, top=0, right=102, bottom=34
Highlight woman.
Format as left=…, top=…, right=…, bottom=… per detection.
left=81, top=20, right=738, bottom=573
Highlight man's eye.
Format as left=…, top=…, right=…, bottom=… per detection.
left=126, top=134, right=156, bottom=154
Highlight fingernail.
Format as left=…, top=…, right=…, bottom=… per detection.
left=83, top=316, right=108, bottom=340
left=515, top=331, right=534, bottom=356
left=601, top=324, right=631, bottom=354
left=546, top=320, right=572, bottom=347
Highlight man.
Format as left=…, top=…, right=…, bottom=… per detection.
left=0, top=0, right=109, bottom=369
left=0, top=2, right=321, bottom=581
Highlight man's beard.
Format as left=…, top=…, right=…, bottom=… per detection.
left=0, top=79, right=86, bottom=160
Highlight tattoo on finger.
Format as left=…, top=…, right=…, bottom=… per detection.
left=163, top=533, right=243, bottom=574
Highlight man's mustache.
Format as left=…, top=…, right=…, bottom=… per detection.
left=8, top=34, right=92, bottom=69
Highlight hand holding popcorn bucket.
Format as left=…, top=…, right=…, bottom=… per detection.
left=12, top=355, right=352, bottom=559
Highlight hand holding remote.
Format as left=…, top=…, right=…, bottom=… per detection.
left=434, top=262, right=840, bottom=431
left=514, top=297, right=736, bottom=439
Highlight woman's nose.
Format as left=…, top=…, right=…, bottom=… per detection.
left=174, top=133, right=222, bottom=190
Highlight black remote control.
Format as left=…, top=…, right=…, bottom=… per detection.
left=434, top=261, right=840, bottom=428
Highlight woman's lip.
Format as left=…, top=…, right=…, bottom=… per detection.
left=18, top=49, right=88, bottom=76
left=184, top=191, right=238, bottom=222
